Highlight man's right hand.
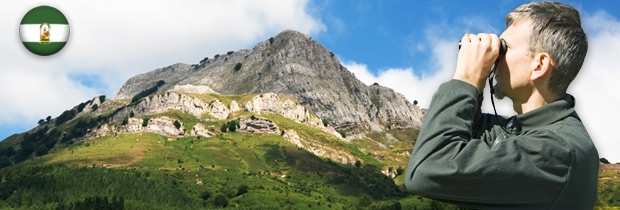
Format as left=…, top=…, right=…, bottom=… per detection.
left=453, top=33, right=500, bottom=94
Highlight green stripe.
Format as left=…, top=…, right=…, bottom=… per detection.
left=21, top=42, right=67, bottom=56
left=20, top=6, right=68, bottom=24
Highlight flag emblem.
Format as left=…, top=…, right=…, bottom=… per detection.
left=20, top=6, right=69, bottom=56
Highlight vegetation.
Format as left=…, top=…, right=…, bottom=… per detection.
left=131, top=80, right=165, bottom=103
left=234, top=62, right=242, bottom=71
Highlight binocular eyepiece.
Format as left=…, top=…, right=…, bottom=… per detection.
left=459, top=39, right=507, bottom=55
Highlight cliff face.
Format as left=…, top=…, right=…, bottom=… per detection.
left=113, top=30, right=424, bottom=132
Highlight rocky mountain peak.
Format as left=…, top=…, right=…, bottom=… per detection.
left=112, top=29, right=424, bottom=132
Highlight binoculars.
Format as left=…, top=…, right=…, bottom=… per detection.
left=459, top=39, right=507, bottom=55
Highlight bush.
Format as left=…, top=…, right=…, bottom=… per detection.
left=173, top=120, right=181, bottom=129
left=413, top=100, right=418, bottom=105
left=236, top=185, right=249, bottom=197
left=227, top=51, right=234, bottom=55
left=122, top=117, right=129, bottom=126
left=131, top=80, right=165, bottom=103
left=269, top=37, right=274, bottom=44
left=56, top=109, right=77, bottom=125
left=142, top=118, right=150, bottom=127
left=338, top=130, right=347, bottom=138
left=234, top=62, right=242, bottom=71
left=38, top=119, right=45, bottom=125
left=322, top=119, right=329, bottom=127
left=46, top=116, right=52, bottom=122
left=213, top=194, right=228, bottom=207
left=200, top=191, right=211, bottom=200
left=91, top=104, right=99, bottom=111
left=220, top=123, right=227, bottom=133
left=99, top=95, right=106, bottom=103
left=129, top=111, right=135, bottom=118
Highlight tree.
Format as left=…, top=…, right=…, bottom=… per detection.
left=213, top=194, right=228, bottom=207
left=413, top=100, right=418, bottom=105
left=38, top=119, right=45, bottom=125
left=46, top=116, right=52, bottom=122
left=600, top=158, right=611, bottom=164
left=220, top=123, right=227, bottom=132
left=236, top=184, right=249, bottom=196
left=129, top=111, right=135, bottom=118
left=234, top=62, right=242, bottom=71
left=173, top=120, right=181, bottom=129
left=142, top=118, right=149, bottom=127
left=322, top=119, right=329, bottom=127
left=355, top=160, right=362, bottom=168
left=227, top=51, right=234, bottom=55
left=269, top=37, right=274, bottom=44
left=200, top=191, right=211, bottom=200
left=91, top=104, right=99, bottom=111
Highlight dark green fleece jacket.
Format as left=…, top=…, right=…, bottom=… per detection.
left=405, top=80, right=599, bottom=210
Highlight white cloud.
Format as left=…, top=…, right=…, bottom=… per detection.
left=0, top=0, right=325, bottom=136
left=343, top=10, right=620, bottom=163
left=571, top=10, right=620, bottom=163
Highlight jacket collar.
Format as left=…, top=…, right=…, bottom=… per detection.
left=507, top=94, right=579, bottom=132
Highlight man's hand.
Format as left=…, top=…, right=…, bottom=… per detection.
left=453, top=33, right=500, bottom=94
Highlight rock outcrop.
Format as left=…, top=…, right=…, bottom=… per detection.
left=190, top=124, right=215, bottom=137
left=282, top=129, right=356, bottom=165
left=113, top=30, right=425, bottom=132
left=119, top=116, right=186, bottom=137
left=238, top=116, right=280, bottom=135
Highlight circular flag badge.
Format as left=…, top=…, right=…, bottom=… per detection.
left=19, top=6, right=70, bottom=56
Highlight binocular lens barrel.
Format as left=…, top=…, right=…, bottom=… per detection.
left=458, top=39, right=507, bottom=55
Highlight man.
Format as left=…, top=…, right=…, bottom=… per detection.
left=404, top=2, right=599, bottom=209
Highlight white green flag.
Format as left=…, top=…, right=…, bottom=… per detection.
left=19, top=6, right=70, bottom=56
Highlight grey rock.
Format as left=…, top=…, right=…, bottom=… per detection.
left=113, top=30, right=424, bottom=132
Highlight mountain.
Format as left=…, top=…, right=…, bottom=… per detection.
left=4, top=29, right=615, bottom=209
left=0, top=29, right=434, bottom=209
left=113, top=30, right=425, bottom=132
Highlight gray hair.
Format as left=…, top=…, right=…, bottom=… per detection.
left=506, top=2, right=587, bottom=95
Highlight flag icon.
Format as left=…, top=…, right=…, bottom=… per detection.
left=19, top=6, right=70, bottom=56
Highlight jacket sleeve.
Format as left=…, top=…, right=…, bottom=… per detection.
left=404, top=80, right=571, bottom=207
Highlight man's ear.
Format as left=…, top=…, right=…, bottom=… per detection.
left=531, top=52, right=552, bottom=81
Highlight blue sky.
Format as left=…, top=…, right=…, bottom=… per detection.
left=1, top=0, right=619, bottom=161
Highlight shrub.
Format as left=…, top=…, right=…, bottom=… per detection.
left=142, top=118, right=150, bottom=127
left=38, top=119, right=45, bottom=125
left=322, top=119, right=329, bottom=127
left=220, top=124, right=227, bottom=132
left=213, top=194, right=228, bottom=207
left=269, top=37, right=274, bottom=44
left=338, top=130, right=347, bottom=138
left=122, top=117, right=129, bottom=126
left=129, top=111, right=135, bottom=118
left=99, top=95, right=106, bottom=103
left=131, top=80, right=165, bottom=103
left=91, top=104, right=99, bottom=111
left=173, top=120, right=181, bottom=129
left=413, top=100, right=418, bottom=105
left=46, top=116, right=52, bottom=122
left=200, top=191, right=211, bottom=200
left=236, top=184, right=249, bottom=196
left=56, top=109, right=77, bottom=125
left=234, top=62, right=242, bottom=71
left=214, top=54, right=220, bottom=59
left=227, top=51, right=234, bottom=55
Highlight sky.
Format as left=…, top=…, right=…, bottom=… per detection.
left=1, top=0, right=619, bottom=162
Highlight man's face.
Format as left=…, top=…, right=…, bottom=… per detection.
left=495, top=21, right=535, bottom=101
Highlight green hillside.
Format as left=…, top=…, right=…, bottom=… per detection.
left=1, top=91, right=617, bottom=209
left=0, top=92, right=431, bottom=209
